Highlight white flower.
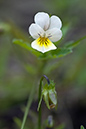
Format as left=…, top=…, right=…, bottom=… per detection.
left=29, top=12, right=62, bottom=53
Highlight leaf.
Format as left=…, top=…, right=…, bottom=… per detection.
left=80, top=125, right=85, bottom=129
left=65, top=36, right=86, bottom=49
left=13, top=39, right=41, bottom=57
left=51, top=48, right=72, bottom=58
left=13, top=35, right=86, bottom=60
left=13, top=39, right=32, bottom=50
left=40, top=47, right=72, bottom=59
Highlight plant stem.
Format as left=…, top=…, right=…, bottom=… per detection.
left=21, top=84, right=36, bottom=129
left=38, top=75, right=50, bottom=129
left=38, top=77, right=43, bottom=129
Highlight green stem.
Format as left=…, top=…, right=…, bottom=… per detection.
left=38, top=75, right=50, bottom=129
left=20, top=75, right=49, bottom=129
left=21, top=84, right=36, bottom=129
left=38, top=77, right=43, bottom=129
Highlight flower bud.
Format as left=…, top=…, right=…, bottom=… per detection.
left=46, top=115, right=53, bottom=128
left=42, top=81, right=57, bottom=109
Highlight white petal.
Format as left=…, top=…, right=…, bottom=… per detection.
left=29, top=23, right=44, bottom=39
left=49, top=15, right=62, bottom=29
left=34, top=12, right=50, bottom=30
left=31, top=39, right=57, bottom=53
left=46, top=28, right=62, bottom=42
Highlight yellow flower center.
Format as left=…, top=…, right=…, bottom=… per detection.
left=37, top=36, right=51, bottom=47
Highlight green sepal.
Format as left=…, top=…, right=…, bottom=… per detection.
left=49, top=90, right=57, bottom=105
left=43, top=90, right=50, bottom=110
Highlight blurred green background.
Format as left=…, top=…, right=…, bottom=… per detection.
left=0, top=0, right=86, bottom=129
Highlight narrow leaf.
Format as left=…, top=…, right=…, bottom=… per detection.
left=65, top=36, right=86, bottom=49
left=13, top=39, right=41, bottom=57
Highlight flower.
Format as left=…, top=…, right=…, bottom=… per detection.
left=29, top=12, right=62, bottom=53
left=38, top=80, right=57, bottom=110
left=42, top=83, right=57, bottom=109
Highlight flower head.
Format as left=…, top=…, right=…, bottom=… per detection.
left=29, top=12, right=62, bottom=53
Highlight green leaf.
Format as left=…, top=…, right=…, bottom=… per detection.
left=80, top=125, right=85, bottom=129
left=39, top=48, right=72, bottom=59
left=13, top=39, right=32, bottom=50
left=13, top=35, right=86, bottom=60
left=51, top=48, right=72, bottom=58
left=65, top=36, right=86, bottom=49
left=13, top=39, right=41, bottom=57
